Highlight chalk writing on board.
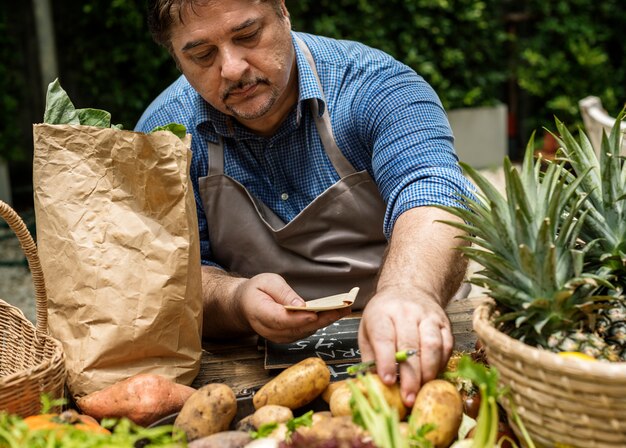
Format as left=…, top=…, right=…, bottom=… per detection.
left=264, top=317, right=361, bottom=369
left=325, top=363, right=358, bottom=381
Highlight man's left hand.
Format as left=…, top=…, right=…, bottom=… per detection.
left=357, top=286, right=453, bottom=408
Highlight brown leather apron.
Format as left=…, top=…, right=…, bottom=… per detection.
left=198, top=37, right=388, bottom=309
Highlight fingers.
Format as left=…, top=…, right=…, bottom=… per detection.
left=417, top=320, right=444, bottom=383
left=315, top=307, right=353, bottom=326
left=359, top=295, right=454, bottom=408
left=398, top=321, right=452, bottom=407
left=359, top=314, right=398, bottom=384
left=273, top=308, right=350, bottom=342
left=242, top=275, right=353, bottom=343
left=253, top=273, right=306, bottom=307
left=440, top=324, right=455, bottom=371
left=251, top=302, right=320, bottom=343
left=395, top=316, right=421, bottom=406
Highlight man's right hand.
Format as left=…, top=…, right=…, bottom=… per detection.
left=202, top=269, right=351, bottom=343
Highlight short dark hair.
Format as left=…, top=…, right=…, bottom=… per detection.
left=148, top=0, right=285, bottom=52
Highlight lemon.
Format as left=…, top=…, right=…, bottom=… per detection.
left=557, top=351, right=597, bottom=361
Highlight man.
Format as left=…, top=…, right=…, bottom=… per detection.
left=137, top=0, right=474, bottom=406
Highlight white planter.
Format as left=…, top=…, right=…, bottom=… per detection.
left=448, top=103, right=508, bottom=169
left=0, top=159, right=12, bottom=206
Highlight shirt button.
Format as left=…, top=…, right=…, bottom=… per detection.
left=281, top=193, right=289, bottom=201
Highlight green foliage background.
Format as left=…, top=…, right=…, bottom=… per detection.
left=513, top=0, right=626, bottom=135
left=53, top=0, right=179, bottom=132
left=0, top=7, right=27, bottom=162
left=1, top=0, right=625, bottom=166
left=288, top=0, right=508, bottom=110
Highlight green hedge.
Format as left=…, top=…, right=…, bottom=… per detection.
left=53, top=0, right=179, bottom=132
left=49, top=0, right=508, bottom=133
left=513, top=0, right=626, bottom=135
left=289, top=0, right=508, bottom=110
left=0, top=8, right=27, bottom=162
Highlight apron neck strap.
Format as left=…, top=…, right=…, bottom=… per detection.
left=208, top=137, right=224, bottom=176
left=294, top=35, right=356, bottom=178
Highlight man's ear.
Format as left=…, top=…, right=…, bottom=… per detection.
left=279, top=0, right=290, bottom=20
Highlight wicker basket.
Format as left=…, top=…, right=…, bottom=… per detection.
left=473, top=299, right=626, bottom=448
left=0, top=200, right=66, bottom=417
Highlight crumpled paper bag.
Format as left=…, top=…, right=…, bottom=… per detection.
left=33, top=123, right=203, bottom=398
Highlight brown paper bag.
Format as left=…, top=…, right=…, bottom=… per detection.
left=32, top=123, right=203, bottom=398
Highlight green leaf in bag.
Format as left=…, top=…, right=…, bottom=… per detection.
left=44, top=78, right=118, bottom=128
left=76, top=108, right=113, bottom=127
left=150, top=123, right=187, bottom=139
left=44, top=78, right=186, bottom=137
left=43, top=78, right=81, bottom=125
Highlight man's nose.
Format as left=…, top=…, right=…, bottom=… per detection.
left=220, top=47, right=249, bottom=81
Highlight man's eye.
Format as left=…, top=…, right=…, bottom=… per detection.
left=237, top=30, right=260, bottom=42
left=193, top=50, right=215, bottom=62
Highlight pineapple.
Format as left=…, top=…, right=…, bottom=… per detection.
left=552, top=112, right=626, bottom=360
left=596, top=299, right=626, bottom=359
left=547, top=328, right=620, bottom=361
left=437, top=112, right=626, bottom=360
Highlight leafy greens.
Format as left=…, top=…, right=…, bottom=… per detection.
left=43, top=78, right=186, bottom=139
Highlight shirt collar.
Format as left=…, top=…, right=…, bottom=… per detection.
left=292, top=32, right=326, bottom=120
left=194, top=31, right=326, bottom=139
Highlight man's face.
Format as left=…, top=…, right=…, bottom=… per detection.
left=170, top=0, right=296, bottom=133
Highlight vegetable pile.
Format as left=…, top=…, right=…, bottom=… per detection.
left=0, top=396, right=185, bottom=447
left=0, top=352, right=535, bottom=448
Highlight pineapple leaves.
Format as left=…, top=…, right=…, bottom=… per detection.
left=436, top=113, right=626, bottom=348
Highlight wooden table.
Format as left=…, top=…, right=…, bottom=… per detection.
left=191, top=296, right=484, bottom=394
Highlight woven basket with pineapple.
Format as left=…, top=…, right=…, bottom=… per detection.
left=0, top=200, right=66, bottom=417
left=439, top=112, right=626, bottom=447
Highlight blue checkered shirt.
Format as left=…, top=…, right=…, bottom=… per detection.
left=135, top=32, right=475, bottom=267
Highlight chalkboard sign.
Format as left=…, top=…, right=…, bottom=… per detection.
left=264, top=317, right=362, bottom=370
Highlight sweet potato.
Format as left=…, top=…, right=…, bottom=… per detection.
left=76, top=373, right=195, bottom=427
left=253, top=357, right=330, bottom=410
left=174, top=383, right=237, bottom=441
left=411, top=379, right=463, bottom=448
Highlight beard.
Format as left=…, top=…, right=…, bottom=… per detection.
left=222, top=77, right=281, bottom=120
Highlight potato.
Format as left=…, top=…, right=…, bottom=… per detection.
left=328, top=383, right=352, bottom=417
left=188, top=430, right=251, bottom=448
left=411, top=379, right=463, bottom=448
left=364, top=374, right=407, bottom=420
left=311, top=411, right=332, bottom=425
left=266, top=422, right=289, bottom=440
left=399, top=421, right=411, bottom=439
left=251, top=405, right=293, bottom=428
left=321, top=380, right=347, bottom=403
left=253, top=357, right=330, bottom=410
left=293, top=415, right=367, bottom=445
left=76, top=373, right=196, bottom=427
left=174, top=383, right=237, bottom=441
left=235, top=414, right=255, bottom=432
left=329, top=374, right=407, bottom=420
left=243, top=439, right=280, bottom=448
